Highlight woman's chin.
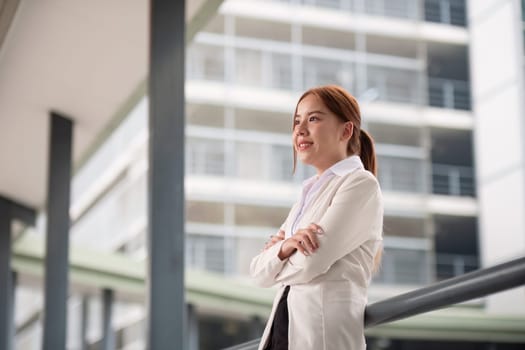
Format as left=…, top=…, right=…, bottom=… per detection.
left=298, top=156, right=315, bottom=167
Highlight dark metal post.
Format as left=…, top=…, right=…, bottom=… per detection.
left=8, top=271, right=17, bottom=350
left=0, top=198, right=11, bottom=350
left=101, top=289, right=115, bottom=350
left=42, top=113, right=73, bottom=350
left=80, top=297, right=89, bottom=350
left=249, top=316, right=264, bottom=340
left=187, top=304, right=199, bottom=350
left=147, top=0, right=186, bottom=349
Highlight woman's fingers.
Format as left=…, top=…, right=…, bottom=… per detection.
left=264, top=230, right=286, bottom=250
left=308, top=223, right=324, bottom=235
left=293, top=224, right=324, bottom=255
left=293, top=232, right=314, bottom=255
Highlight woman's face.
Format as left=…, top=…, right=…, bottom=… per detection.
left=293, top=94, right=353, bottom=175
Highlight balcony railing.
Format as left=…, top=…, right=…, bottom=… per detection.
left=428, top=77, right=471, bottom=110
left=373, top=250, right=478, bottom=285
left=267, top=0, right=466, bottom=26
left=188, top=42, right=471, bottom=111
left=424, top=0, right=467, bottom=26
left=183, top=231, right=479, bottom=286
left=224, top=256, right=525, bottom=350
left=432, top=163, right=475, bottom=197
left=186, top=138, right=476, bottom=197
left=377, top=156, right=425, bottom=193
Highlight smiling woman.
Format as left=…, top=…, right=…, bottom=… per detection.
left=249, top=85, right=384, bottom=350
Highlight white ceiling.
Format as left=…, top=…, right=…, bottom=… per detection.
left=0, top=0, right=219, bottom=211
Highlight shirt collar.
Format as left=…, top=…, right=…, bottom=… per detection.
left=330, top=155, right=364, bottom=176
left=302, top=155, right=364, bottom=186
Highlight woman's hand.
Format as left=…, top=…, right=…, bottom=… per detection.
left=278, top=223, right=324, bottom=260
left=263, top=230, right=285, bottom=250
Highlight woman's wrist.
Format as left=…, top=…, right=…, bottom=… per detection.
left=278, top=239, right=296, bottom=260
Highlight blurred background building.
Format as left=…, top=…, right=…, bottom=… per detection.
left=3, top=0, right=525, bottom=349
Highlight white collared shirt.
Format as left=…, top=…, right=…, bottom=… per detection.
left=287, top=155, right=364, bottom=238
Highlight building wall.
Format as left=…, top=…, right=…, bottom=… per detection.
left=469, top=0, right=525, bottom=313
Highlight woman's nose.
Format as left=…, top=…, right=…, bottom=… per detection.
left=296, top=121, right=308, bottom=135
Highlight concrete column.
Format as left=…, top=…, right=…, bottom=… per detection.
left=0, top=198, right=11, bottom=350
left=101, top=289, right=114, bottom=350
left=42, top=112, right=73, bottom=349
left=147, top=0, right=186, bottom=348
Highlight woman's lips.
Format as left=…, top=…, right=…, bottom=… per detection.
left=297, top=142, right=313, bottom=151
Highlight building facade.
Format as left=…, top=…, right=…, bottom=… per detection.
left=12, top=0, right=525, bottom=349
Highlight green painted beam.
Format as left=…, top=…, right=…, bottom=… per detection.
left=12, top=234, right=525, bottom=343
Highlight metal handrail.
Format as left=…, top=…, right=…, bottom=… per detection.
left=223, top=256, right=525, bottom=350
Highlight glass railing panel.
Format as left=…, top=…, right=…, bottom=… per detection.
left=373, top=248, right=431, bottom=285
left=424, top=0, right=466, bottom=26
left=188, top=43, right=472, bottom=111
left=271, top=53, right=293, bottom=90
left=187, top=43, right=225, bottom=82
left=374, top=249, right=479, bottom=285
left=186, top=234, right=228, bottom=274
left=235, top=48, right=264, bottom=87
left=265, top=0, right=467, bottom=26
left=366, top=66, right=420, bottom=104
left=377, top=156, right=425, bottom=193
left=269, top=144, right=295, bottom=182
left=364, top=0, right=420, bottom=20
left=428, top=77, right=471, bottom=110
left=302, top=57, right=350, bottom=90
left=435, top=253, right=479, bottom=280
left=186, top=138, right=226, bottom=176
left=432, top=163, right=475, bottom=197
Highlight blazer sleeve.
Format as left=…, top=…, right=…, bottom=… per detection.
left=274, top=172, right=383, bottom=285
left=249, top=202, right=298, bottom=288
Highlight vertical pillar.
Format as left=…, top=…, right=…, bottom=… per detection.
left=101, top=289, right=114, bottom=350
left=249, top=316, right=264, bottom=340
left=0, top=198, right=11, bottom=350
left=186, top=304, right=199, bottom=350
left=80, top=297, right=89, bottom=350
left=148, top=0, right=186, bottom=349
left=8, top=271, right=17, bottom=350
left=42, top=113, right=73, bottom=350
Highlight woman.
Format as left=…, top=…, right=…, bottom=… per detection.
left=250, top=85, right=383, bottom=350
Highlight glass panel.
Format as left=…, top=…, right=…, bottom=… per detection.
left=270, top=144, right=294, bottom=182
left=187, top=44, right=225, bottom=81
left=186, top=234, right=227, bottom=273
left=367, top=66, right=420, bottom=104
left=303, top=57, right=352, bottom=90
left=235, top=142, right=265, bottom=180
left=235, top=48, right=263, bottom=86
left=234, top=108, right=291, bottom=134
left=373, top=248, right=430, bottom=285
left=187, top=201, right=225, bottom=224
left=271, top=53, right=293, bottom=90
left=377, top=156, right=425, bottom=193
left=383, top=216, right=426, bottom=238
left=186, top=138, right=225, bottom=176
left=235, top=204, right=289, bottom=227
left=187, top=104, right=225, bottom=128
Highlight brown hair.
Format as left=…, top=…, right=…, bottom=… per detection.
left=292, top=85, right=377, bottom=176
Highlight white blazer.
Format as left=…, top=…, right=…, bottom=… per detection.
left=250, top=169, right=383, bottom=350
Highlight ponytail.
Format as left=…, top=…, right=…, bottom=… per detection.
left=359, top=128, right=382, bottom=273
left=359, top=129, right=377, bottom=177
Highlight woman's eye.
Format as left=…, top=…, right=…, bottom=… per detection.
left=309, top=116, right=318, bottom=122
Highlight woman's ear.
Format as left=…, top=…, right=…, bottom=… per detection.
left=342, top=122, right=354, bottom=141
